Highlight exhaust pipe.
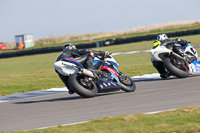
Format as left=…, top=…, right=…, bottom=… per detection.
left=80, top=68, right=96, bottom=78
left=170, top=52, right=189, bottom=66
left=171, top=52, right=185, bottom=60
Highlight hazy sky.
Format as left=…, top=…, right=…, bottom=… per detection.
left=0, top=0, right=200, bottom=42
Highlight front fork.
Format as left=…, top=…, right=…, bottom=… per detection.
left=118, top=71, right=127, bottom=81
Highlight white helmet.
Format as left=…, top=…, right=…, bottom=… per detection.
left=157, top=34, right=168, bottom=41
left=63, top=43, right=76, bottom=51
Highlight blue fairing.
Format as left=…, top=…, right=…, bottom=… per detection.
left=107, top=61, right=119, bottom=68
left=94, top=60, right=99, bottom=65
left=94, top=60, right=118, bottom=67
left=110, top=72, right=120, bottom=83
left=94, top=59, right=120, bottom=83
left=186, top=43, right=190, bottom=47
left=94, top=60, right=119, bottom=72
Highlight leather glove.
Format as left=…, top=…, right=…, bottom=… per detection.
left=99, top=51, right=109, bottom=57
left=177, top=39, right=188, bottom=45
left=104, top=51, right=109, bottom=57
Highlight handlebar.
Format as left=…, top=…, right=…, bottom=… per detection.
left=105, top=53, right=112, bottom=58
left=97, top=53, right=112, bottom=60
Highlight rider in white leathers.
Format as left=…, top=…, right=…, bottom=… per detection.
left=151, top=34, right=196, bottom=79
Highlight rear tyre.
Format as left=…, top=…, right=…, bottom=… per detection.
left=119, top=72, right=136, bottom=92
left=68, top=74, right=98, bottom=98
left=164, top=58, right=189, bottom=78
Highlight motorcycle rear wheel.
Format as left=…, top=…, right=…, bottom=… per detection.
left=68, top=74, right=98, bottom=98
left=164, top=58, right=189, bottom=78
left=119, top=72, right=136, bottom=92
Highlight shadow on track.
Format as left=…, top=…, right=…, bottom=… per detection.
left=132, top=74, right=200, bottom=82
left=14, top=95, right=82, bottom=104
left=132, top=76, right=177, bottom=82
left=14, top=91, right=124, bottom=104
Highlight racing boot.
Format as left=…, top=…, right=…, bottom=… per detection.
left=160, top=72, right=171, bottom=79
left=91, top=69, right=102, bottom=76
left=68, top=90, right=75, bottom=94
left=82, top=70, right=101, bottom=88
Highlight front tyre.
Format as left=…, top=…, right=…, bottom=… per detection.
left=119, top=72, right=136, bottom=92
left=164, top=58, right=189, bottom=78
left=68, top=74, right=98, bottom=98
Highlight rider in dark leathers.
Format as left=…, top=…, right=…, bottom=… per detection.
left=56, top=43, right=109, bottom=94
left=151, top=34, right=189, bottom=79
left=60, top=43, right=109, bottom=70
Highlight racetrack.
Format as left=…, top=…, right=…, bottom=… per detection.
left=0, top=75, right=200, bottom=131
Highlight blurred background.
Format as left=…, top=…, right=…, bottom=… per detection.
left=0, top=0, right=200, bottom=49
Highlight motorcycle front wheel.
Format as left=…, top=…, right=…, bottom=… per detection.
left=118, top=72, right=136, bottom=92
left=68, top=74, right=98, bottom=98
left=164, top=58, right=189, bottom=78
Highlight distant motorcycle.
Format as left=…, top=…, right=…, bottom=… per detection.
left=54, top=54, right=136, bottom=98
left=150, top=42, right=200, bottom=78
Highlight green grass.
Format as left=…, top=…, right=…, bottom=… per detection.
left=6, top=106, right=200, bottom=133
left=114, top=53, right=156, bottom=76
left=0, top=34, right=200, bottom=96
left=0, top=52, right=65, bottom=95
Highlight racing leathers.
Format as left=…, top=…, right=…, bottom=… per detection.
left=59, top=48, right=108, bottom=70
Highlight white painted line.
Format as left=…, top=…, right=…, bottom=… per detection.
left=0, top=88, right=69, bottom=103
left=45, top=87, right=68, bottom=92
left=0, top=100, right=8, bottom=103
left=131, top=73, right=161, bottom=81
left=112, top=50, right=151, bottom=56
left=36, top=109, right=177, bottom=130
left=37, top=121, right=89, bottom=130
left=145, top=109, right=176, bottom=114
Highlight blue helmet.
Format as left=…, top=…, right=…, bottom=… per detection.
left=63, top=43, right=76, bottom=51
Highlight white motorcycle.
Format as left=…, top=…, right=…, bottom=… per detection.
left=150, top=42, right=200, bottom=78
left=54, top=54, right=136, bottom=98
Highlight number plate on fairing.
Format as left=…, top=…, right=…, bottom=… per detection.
left=97, top=79, right=121, bottom=93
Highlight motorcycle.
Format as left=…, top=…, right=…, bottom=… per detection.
left=54, top=54, right=136, bottom=98
left=150, top=42, right=200, bottom=78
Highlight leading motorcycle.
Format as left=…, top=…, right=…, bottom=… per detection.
left=150, top=42, right=200, bottom=78
left=54, top=54, right=136, bottom=98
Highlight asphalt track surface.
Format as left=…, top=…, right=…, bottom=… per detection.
left=0, top=74, right=200, bottom=131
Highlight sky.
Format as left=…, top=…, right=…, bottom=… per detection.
left=0, top=0, right=200, bottom=42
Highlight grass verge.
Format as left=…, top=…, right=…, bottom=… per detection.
left=6, top=106, right=200, bottom=133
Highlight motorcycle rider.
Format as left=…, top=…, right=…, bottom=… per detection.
left=56, top=43, right=109, bottom=94
left=151, top=33, right=191, bottom=79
